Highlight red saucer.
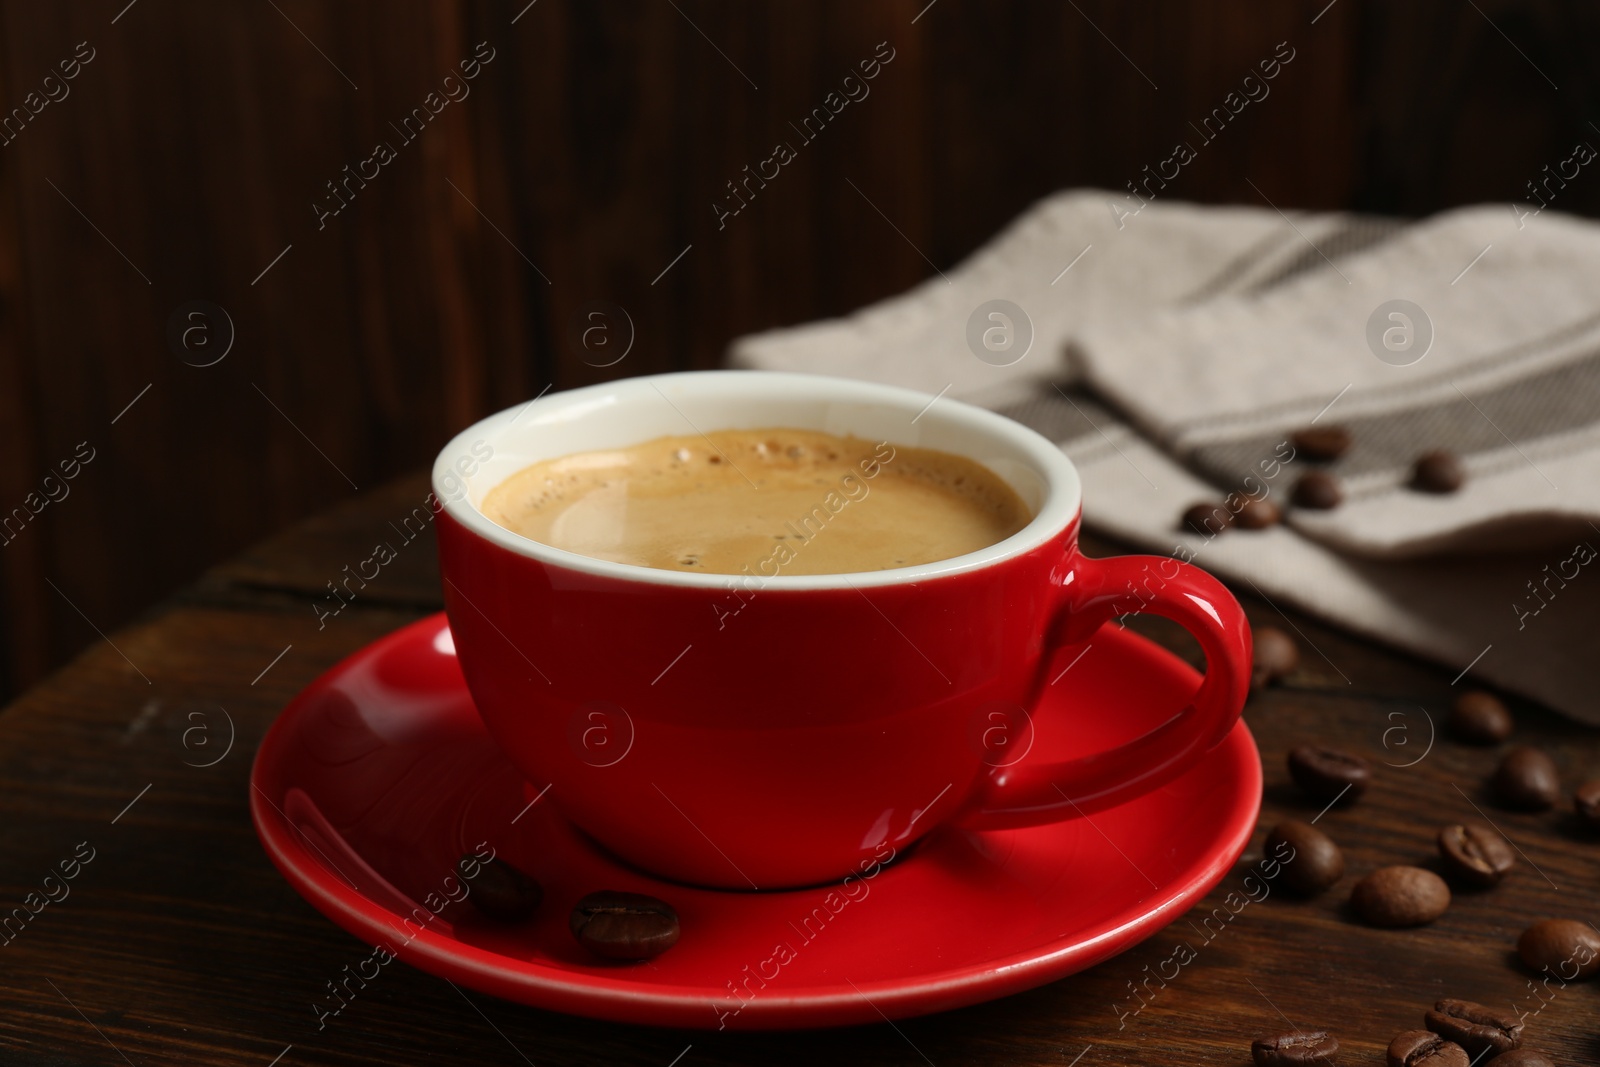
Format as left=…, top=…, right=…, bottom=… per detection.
left=250, top=613, right=1260, bottom=1030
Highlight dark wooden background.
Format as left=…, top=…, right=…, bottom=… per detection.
left=1, top=0, right=1597, bottom=702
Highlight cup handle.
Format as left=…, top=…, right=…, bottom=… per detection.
left=955, top=553, right=1252, bottom=831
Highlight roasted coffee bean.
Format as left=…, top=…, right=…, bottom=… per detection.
left=570, top=890, right=680, bottom=961
left=1182, top=502, right=1233, bottom=536
left=1291, top=425, right=1352, bottom=461
left=1448, top=690, right=1513, bottom=744
left=1388, top=1030, right=1469, bottom=1067
left=1413, top=450, right=1466, bottom=493
left=1265, top=819, right=1344, bottom=894
left=1517, top=918, right=1600, bottom=979
left=1236, top=496, right=1282, bottom=529
left=1291, top=471, right=1343, bottom=510
left=1351, top=865, right=1450, bottom=927
left=1252, top=1030, right=1338, bottom=1065
left=1486, top=1049, right=1555, bottom=1066
left=1425, top=998, right=1523, bottom=1058
left=461, top=855, right=543, bottom=922
left=1437, top=821, right=1515, bottom=887
left=1492, top=746, right=1560, bottom=811
left=1574, top=779, right=1600, bottom=829
left=1253, top=627, right=1300, bottom=683
left=1287, top=744, right=1371, bottom=803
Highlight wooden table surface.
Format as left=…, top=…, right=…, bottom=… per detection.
left=2, top=472, right=1595, bottom=1066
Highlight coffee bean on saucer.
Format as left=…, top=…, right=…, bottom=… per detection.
left=1265, top=820, right=1344, bottom=894
left=1517, top=918, right=1600, bottom=979
left=1389, top=1030, right=1469, bottom=1067
left=1351, top=865, right=1450, bottom=927
left=1291, top=471, right=1343, bottom=510
left=1236, top=496, right=1282, bottom=529
left=1573, top=780, right=1600, bottom=829
left=1437, top=822, right=1515, bottom=887
left=1486, top=1049, right=1555, bottom=1066
left=1287, top=744, right=1370, bottom=804
left=1182, top=501, right=1232, bottom=536
left=1291, top=425, right=1352, bottom=461
left=570, top=890, right=680, bottom=961
left=1252, top=1030, right=1338, bottom=1065
left=1448, top=690, right=1513, bottom=745
left=1425, top=998, right=1523, bottom=1058
left=1413, top=450, right=1466, bottom=494
left=461, top=855, right=543, bottom=922
left=1491, top=746, right=1560, bottom=811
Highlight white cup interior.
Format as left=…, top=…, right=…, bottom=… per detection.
left=433, top=371, right=1082, bottom=589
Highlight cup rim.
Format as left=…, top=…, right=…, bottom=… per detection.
left=432, top=370, right=1082, bottom=590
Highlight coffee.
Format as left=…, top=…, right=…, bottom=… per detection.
left=569, top=890, right=680, bottom=961
left=1350, top=865, right=1450, bottom=928
left=1486, top=1052, right=1554, bottom=1067
left=1290, top=425, right=1351, bottom=461
left=480, top=428, right=1031, bottom=575
left=460, top=854, right=543, bottom=922
left=1491, top=746, right=1559, bottom=810
left=1447, top=690, right=1513, bottom=744
left=1436, top=822, right=1514, bottom=887
left=1251, top=1031, right=1338, bottom=1065
left=1388, top=1031, right=1468, bottom=1067
left=1265, top=819, right=1343, bottom=895
left=1252, top=626, right=1299, bottom=685
left=1423, top=999, right=1523, bottom=1058
left=1287, top=744, right=1371, bottom=803
left=1412, top=449, right=1466, bottom=493
left=1517, top=918, right=1600, bottom=977
left=1576, top=779, right=1600, bottom=828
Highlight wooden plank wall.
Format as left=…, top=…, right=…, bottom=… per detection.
left=0, top=0, right=1594, bottom=700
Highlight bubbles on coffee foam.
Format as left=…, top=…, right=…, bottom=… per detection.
left=480, top=428, right=1034, bottom=575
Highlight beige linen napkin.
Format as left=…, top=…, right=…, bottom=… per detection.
left=729, top=190, right=1600, bottom=726
left=1073, top=204, right=1600, bottom=560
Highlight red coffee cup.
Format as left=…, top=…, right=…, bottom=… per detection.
left=435, top=371, right=1251, bottom=889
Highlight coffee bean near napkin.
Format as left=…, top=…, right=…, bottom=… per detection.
left=729, top=190, right=1600, bottom=726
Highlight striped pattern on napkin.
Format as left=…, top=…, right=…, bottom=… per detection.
left=730, top=191, right=1600, bottom=726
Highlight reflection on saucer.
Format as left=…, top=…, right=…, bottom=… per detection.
left=252, top=613, right=1261, bottom=1030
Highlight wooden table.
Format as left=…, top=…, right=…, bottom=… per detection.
left=3, top=473, right=1594, bottom=1066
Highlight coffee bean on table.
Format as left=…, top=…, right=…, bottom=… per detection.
left=1291, top=471, right=1343, bottom=509
left=1425, top=998, right=1524, bottom=1058
left=1486, top=1050, right=1555, bottom=1066
left=570, top=890, right=680, bottom=961
left=1574, top=779, right=1600, bottom=829
left=1291, top=425, right=1352, bottom=461
left=461, top=855, right=543, bottom=922
left=1351, top=865, right=1450, bottom=927
left=1252, top=1030, right=1338, bottom=1065
left=1253, top=627, right=1300, bottom=684
left=1517, top=918, right=1600, bottom=979
left=1287, top=744, right=1371, bottom=803
left=1388, top=1030, right=1469, bottom=1067
left=1491, top=746, right=1560, bottom=810
left=1182, top=501, right=1232, bottom=536
left=1236, top=496, right=1283, bottom=529
left=1413, top=450, right=1466, bottom=493
left=1437, top=821, right=1515, bottom=887
left=1447, top=690, right=1513, bottom=744
left=1265, top=819, right=1344, bottom=894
